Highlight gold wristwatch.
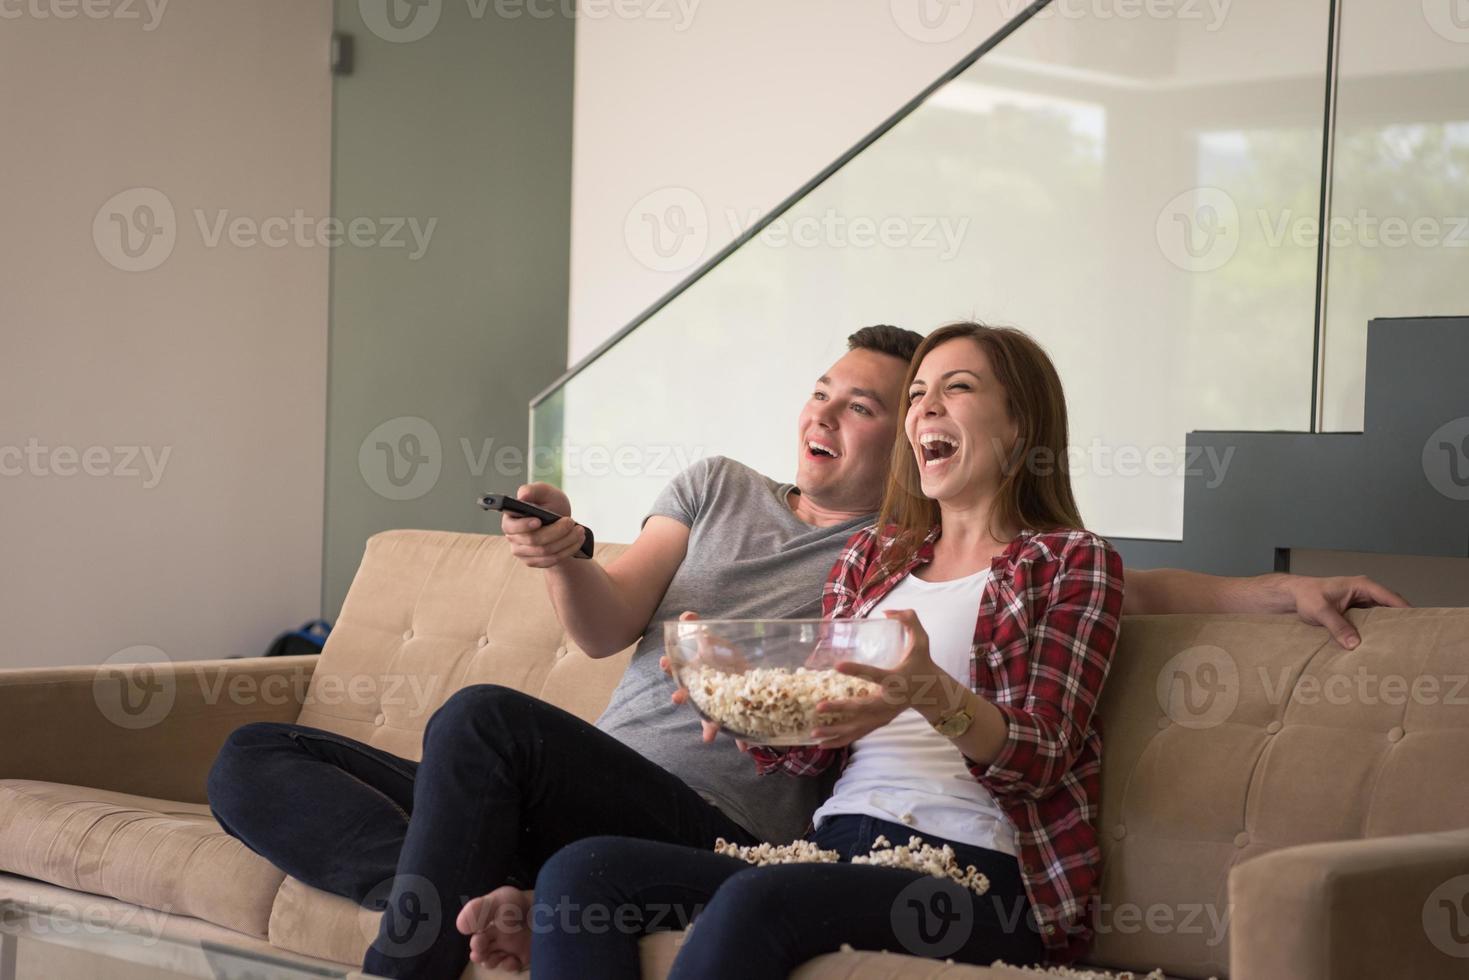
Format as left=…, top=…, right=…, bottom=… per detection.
left=932, top=705, right=975, bottom=738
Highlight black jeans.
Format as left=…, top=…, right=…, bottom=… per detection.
left=206, top=684, right=758, bottom=980
left=529, top=814, right=1047, bottom=980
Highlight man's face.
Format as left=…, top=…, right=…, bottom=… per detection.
left=794, top=348, right=908, bottom=512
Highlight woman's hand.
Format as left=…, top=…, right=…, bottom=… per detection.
left=810, top=609, right=943, bottom=749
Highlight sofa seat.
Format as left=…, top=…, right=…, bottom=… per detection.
left=263, top=878, right=1128, bottom=980
left=267, top=875, right=387, bottom=967
left=0, top=779, right=284, bottom=940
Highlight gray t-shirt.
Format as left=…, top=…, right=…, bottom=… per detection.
left=594, top=455, right=873, bottom=843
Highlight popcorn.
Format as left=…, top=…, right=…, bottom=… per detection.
left=684, top=665, right=880, bottom=743
left=714, top=834, right=991, bottom=898
left=990, top=964, right=1201, bottom=980
left=713, top=838, right=840, bottom=865
left=852, top=835, right=990, bottom=897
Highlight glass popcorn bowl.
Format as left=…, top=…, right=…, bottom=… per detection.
left=663, top=618, right=906, bottom=745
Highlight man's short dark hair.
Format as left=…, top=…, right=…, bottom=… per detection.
left=846, top=324, right=925, bottom=365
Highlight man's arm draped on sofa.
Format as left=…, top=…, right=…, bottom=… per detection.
left=1122, top=567, right=1408, bottom=650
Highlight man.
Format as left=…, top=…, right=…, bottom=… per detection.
left=208, top=325, right=1405, bottom=979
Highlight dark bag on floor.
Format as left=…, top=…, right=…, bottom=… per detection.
left=263, top=619, right=333, bottom=657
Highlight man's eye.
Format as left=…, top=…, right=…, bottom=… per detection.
left=812, top=391, right=827, bottom=401
left=852, top=404, right=871, bottom=416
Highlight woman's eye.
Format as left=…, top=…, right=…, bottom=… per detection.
left=948, top=383, right=970, bottom=391
left=812, top=391, right=827, bottom=401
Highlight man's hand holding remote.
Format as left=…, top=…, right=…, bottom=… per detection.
left=502, top=483, right=587, bottom=569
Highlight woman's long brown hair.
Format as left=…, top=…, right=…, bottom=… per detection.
left=873, top=322, right=1085, bottom=579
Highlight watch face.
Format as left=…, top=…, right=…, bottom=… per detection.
left=938, top=711, right=972, bottom=737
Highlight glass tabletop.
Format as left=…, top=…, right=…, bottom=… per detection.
left=0, top=900, right=356, bottom=980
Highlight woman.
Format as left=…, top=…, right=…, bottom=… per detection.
left=526, top=322, right=1125, bottom=976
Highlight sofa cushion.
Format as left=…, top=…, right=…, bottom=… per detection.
left=266, top=875, right=383, bottom=968
left=0, top=779, right=284, bottom=938
left=294, top=531, right=633, bottom=761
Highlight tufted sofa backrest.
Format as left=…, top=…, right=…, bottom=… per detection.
left=1089, top=607, right=1469, bottom=978
left=296, top=530, right=634, bottom=760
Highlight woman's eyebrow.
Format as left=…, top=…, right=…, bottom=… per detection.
left=910, top=368, right=982, bottom=387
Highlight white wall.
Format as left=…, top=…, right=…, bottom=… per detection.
left=569, top=0, right=1030, bottom=363
left=0, top=1, right=333, bottom=668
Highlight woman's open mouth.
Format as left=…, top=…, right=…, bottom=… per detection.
left=918, top=432, right=959, bottom=468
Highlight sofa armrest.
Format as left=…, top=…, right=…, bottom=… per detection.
left=0, top=656, right=317, bottom=805
left=1230, top=828, right=1469, bottom=980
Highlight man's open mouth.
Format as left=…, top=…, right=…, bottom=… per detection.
left=806, top=439, right=840, bottom=460
left=919, top=432, right=959, bottom=466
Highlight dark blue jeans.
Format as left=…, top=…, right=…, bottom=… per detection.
left=206, top=684, right=758, bottom=980
left=529, top=814, right=1047, bottom=979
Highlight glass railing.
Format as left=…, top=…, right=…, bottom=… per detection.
left=531, top=0, right=1467, bottom=546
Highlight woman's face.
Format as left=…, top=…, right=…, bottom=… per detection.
left=904, top=337, right=1019, bottom=507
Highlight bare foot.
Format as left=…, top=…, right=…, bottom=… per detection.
left=456, top=885, right=534, bottom=972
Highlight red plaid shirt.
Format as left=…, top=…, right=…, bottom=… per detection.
left=750, top=523, right=1124, bottom=964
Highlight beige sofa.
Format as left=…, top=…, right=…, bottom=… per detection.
left=3, top=529, right=1468, bottom=979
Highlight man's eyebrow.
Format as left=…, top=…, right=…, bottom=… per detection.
left=815, top=376, right=888, bottom=411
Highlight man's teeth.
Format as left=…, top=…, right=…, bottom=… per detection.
left=807, top=440, right=839, bottom=458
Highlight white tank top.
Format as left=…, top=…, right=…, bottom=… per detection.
left=811, top=566, right=1018, bottom=856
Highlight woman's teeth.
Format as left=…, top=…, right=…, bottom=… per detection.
left=918, top=432, right=959, bottom=464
